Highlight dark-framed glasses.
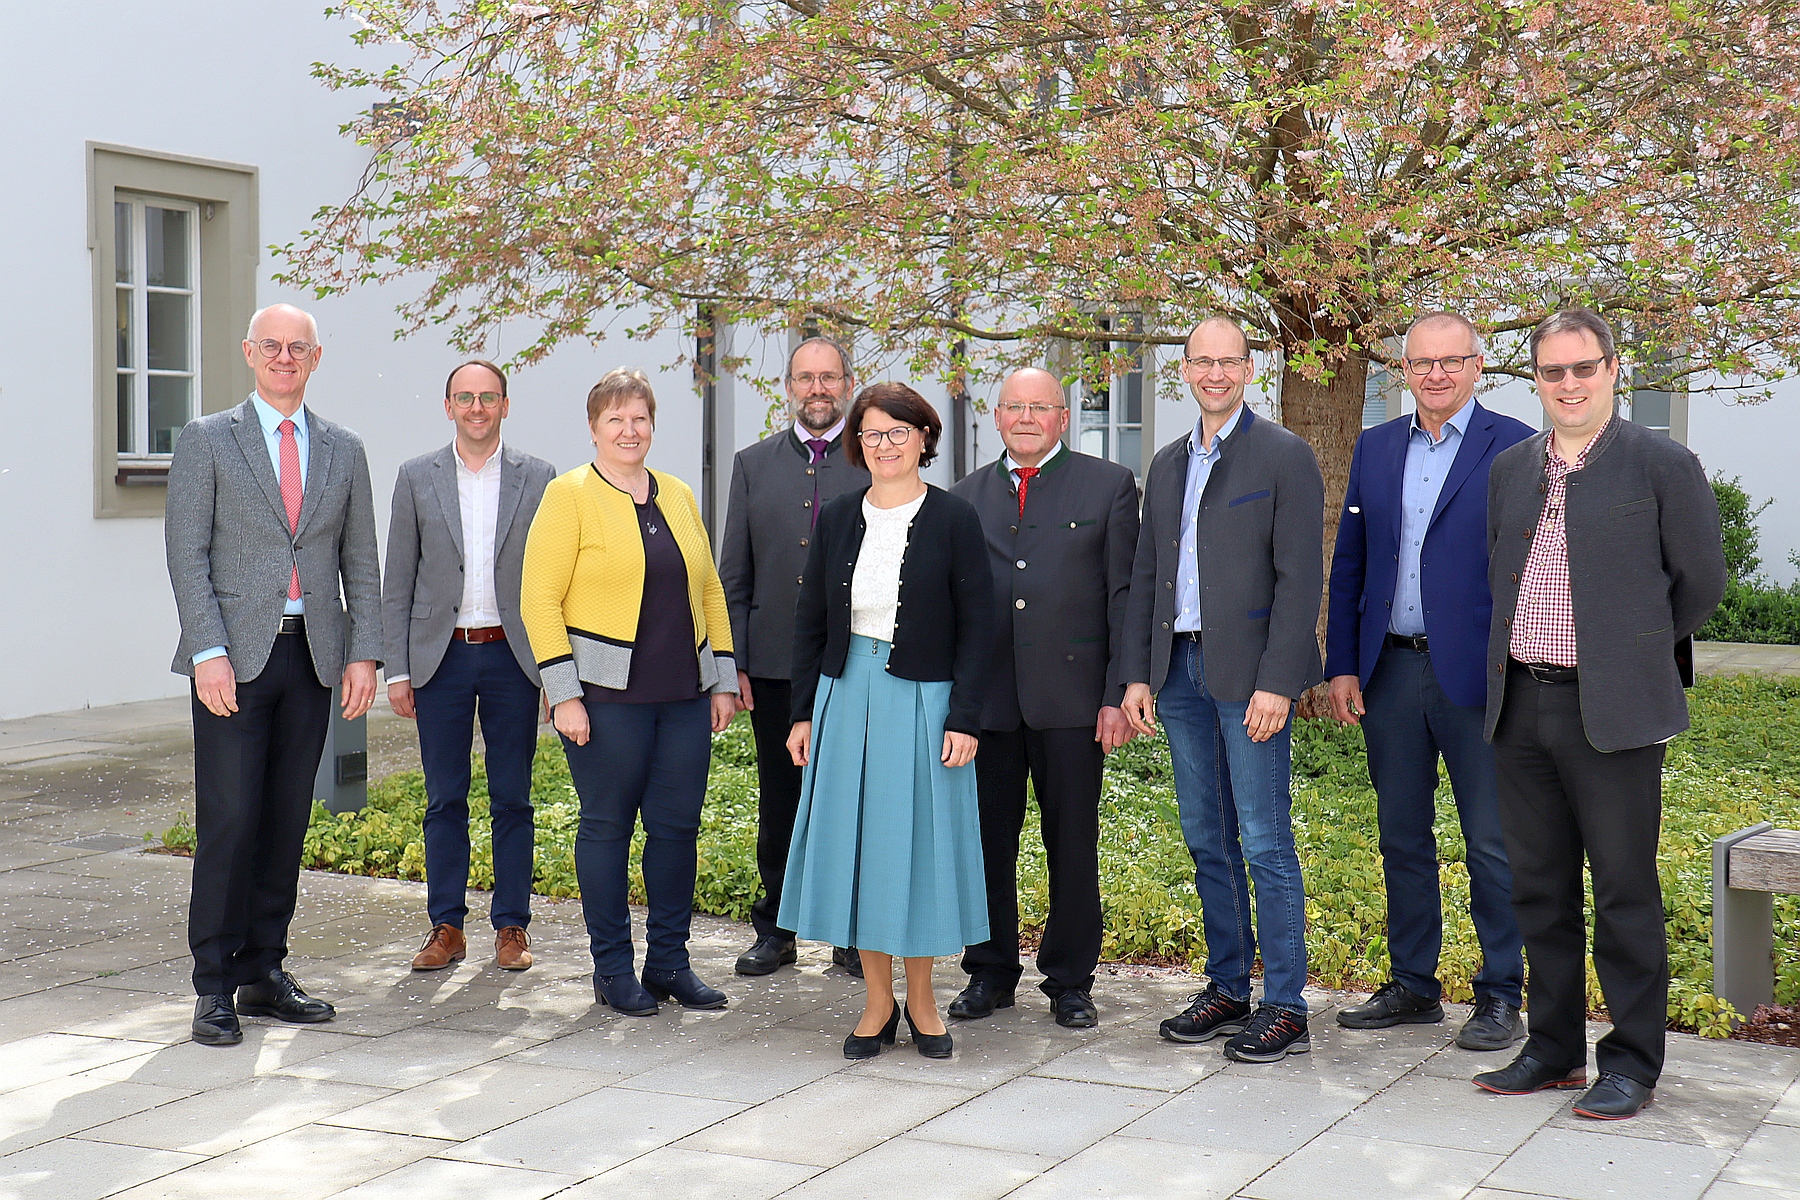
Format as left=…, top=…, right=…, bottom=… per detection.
left=996, top=402, right=1066, bottom=417
left=253, top=339, right=317, bottom=360
left=791, top=371, right=846, bottom=389
left=1535, top=357, right=1612, bottom=382
left=450, top=391, right=504, bottom=408
left=1404, top=354, right=1479, bottom=376
left=1183, top=354, right=1250, bottom=372
left=857, top=426, right=917, bottom=448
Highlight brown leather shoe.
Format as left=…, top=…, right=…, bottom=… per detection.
left=411, top=924, right=466, bottom=970
left=496, top=926, right=533, bottom=971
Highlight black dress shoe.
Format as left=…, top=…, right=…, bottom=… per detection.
left=1336, top=980, right=1444, bottom=1029
left=904, top=1005, right=954, bottom=1059
left=735, top=935, right=798, bottom=976
left=948, top=979, right=1015, bottom=1020
left=1159, top=984, right=1252, bottom=1043
left=1572, top=1072, right=1654, bottom=1119
left=235, top=970, right=335, bottom=1023
left=1457, top=995, right=1526, bottom=1051
left=843, top=998, right=901, bottom=1060
left=832, top=946, right=863, bottom=979
left=1051, top=989, right=1098, bottom=1029
left=642, top=967, right=728, bottom=1010
left=594, top=972, right=659, bottom=1016
left=1472, top=1051, right=1586, bottom=1095
left=192, top=994, right=242, bottom=1046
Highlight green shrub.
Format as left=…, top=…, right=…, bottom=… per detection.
left=230, top=676, right=1800, bottom=1037
left=1700, top=475, right=1800, bottom=645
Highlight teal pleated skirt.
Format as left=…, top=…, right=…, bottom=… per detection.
left=777, top=635, right=989, bottom=957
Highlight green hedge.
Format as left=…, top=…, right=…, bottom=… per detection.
left=166, top=675, right=1800, bottom=1037
left=1700, top=578, right=1800, bottom=645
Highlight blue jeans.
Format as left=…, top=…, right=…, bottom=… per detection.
left=1157, top=638, right=1308, bottom=1014
left=1362, top=646, right=1523, bottom=1006
left=414, top=639, right=541, bottom=931
left=561, top=696, right=711, bottom=976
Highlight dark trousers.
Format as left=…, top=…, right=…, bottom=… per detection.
left=1362, top=645, right=1523, bottom=1006
left=414, top=639, right=541, bottom=932
left=746, top=676, right=802, bottom=939
left=560, top=696, right=711, bottom=976
left=962, top=725, right=1104, bottom=995
left=188, top=631, right=330, bottom=996
left=1493, top=663, right=1668, bottom=1086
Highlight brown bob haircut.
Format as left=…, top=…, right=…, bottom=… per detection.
left=586, top=368, right=657, bottom=425
left=444, top=358, right=508, bottom=397
left=845, top=382, right=942, bottom=470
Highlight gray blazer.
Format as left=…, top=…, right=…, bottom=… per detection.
left=950, top=448, right=1140, bottom=731
left=1123, top=405, right=1325, bottom=702
left=717, top=428, right=869, bottom=680
left=166, top=398, right=383, bottom=683
left=1485, top=415, right=1726, bottom=752
left=381, top=442, right=557, bottom=688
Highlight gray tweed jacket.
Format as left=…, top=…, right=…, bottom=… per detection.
left=165, top=398, right=383, bottom=683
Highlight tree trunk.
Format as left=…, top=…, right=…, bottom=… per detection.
left=1278, top=350, right=1369, bottom=719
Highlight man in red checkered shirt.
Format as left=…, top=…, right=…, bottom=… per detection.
left=1472, top=309, right=1725, bottom=1121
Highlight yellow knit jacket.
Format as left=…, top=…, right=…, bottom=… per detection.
left=521, top=465, right=735, bottom=706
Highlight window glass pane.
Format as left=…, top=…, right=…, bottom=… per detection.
left=117, top=373, right=135, bottom=454
left=146, top=207, right=191, bottom=289
left=149, top=376, right=191, bottom=455
left=147, top=293, right=190, bottom=370
left=114, top=202, right=132, bottom=283
left=116, top=288, right=132, bottom=368
left=1122, top=371, right=1143, bottom=424
left=1118, top=428, right=1142, bottom=474
left=1079, top=427, right=1108, bottom=459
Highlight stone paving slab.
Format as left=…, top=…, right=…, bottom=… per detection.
left=2, top=700, right=1800, bottom=1199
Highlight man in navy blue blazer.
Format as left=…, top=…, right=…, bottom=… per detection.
left=1325, top=311, right=1535, bottom=1050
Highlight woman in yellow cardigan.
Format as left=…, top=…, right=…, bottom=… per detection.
left=522, top=368, right=738, bottom=1016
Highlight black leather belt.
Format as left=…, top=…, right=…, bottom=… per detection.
left=1512, top=657, right=1578, bottom=684
left=1386, top=632, right=1429, bottom=653
left=279, top=615, right=306, bottom=635
left=1174, top=630, right=1202, bottom=643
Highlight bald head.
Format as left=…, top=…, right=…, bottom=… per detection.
left=246, top=303, right=319, bottom=344
left=1185, top=316, right=1250, bottom=358
left=998, top=367, right=1065, bottom=407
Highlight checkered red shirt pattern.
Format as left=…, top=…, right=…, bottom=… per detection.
left=1509, top=421, right=1607, bottom=668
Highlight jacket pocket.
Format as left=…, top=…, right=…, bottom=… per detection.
left=1612, top=497, right=1656, bottom=517
left=1357, top=596, right=1367, bottom=614
left=411, top=603, right=434, bottom=620
left=1069, top=635, right=1103, bottom=644
left=1247, top=607, right=1272, bottom=621
left=1229, top=489, right=1272, bottom=508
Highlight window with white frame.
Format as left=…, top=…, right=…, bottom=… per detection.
left=114, top=195, right=201, bottom=458
left=1078, top=316, right=1145, bottom=479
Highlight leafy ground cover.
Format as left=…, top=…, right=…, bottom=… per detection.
left=162, top=675, right=1800, bottom=1036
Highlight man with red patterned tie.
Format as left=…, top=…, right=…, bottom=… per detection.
left=948, top=368, right=1140, bottom=1028
left=165, top=303, right=383, bottom=1047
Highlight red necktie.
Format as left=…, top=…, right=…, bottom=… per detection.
left=1015, top=466, right=1040, bottom=517
left=278, top=419, right=303, bottom=601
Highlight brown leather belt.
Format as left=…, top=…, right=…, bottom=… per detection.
left=453, top=626, right=507, bottom=644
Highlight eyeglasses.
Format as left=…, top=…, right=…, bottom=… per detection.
left=1183, top=355, right=1250, bottom=372
left=252, top=339, right=317, bottom=360
left=1535, top=357, right=1612, bottom=382
left=450, top=391, right=504, bottom=409
left=1404, top=355, right=1479, bottom=377
left=996, top=402, right=1066, bottom=417
left=791, top=372, right=845, bottom=389
left=857, top=426, right=917, bottom=448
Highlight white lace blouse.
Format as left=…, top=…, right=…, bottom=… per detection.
left=850, top=491, right=927, bottom=642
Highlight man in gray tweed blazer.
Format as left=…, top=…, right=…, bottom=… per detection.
left=165, top=303, right=383, bottom=1048
left=1122, top=316, right=1325, bottom=1064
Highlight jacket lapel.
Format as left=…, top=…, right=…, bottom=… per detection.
left=1429, top=403, right=1496, bottom=529
left=1372, top=417, right=1410, bottom=548
left=432, top=444, right=466, bottom=561
left=231, top=401, right=291, bottom=531
left=494, top=445, right=527, bottom=549
left=295, top=413, right=335, bottom=537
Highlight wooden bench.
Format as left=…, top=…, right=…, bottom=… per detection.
left=1713, top=822, right=1800, bottom=1019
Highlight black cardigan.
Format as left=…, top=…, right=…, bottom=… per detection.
left=790, top=485, right=995, bottom=735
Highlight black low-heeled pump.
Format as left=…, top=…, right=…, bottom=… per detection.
left=904, top=1005, right=954, bottom=1059
left=844, top=999, right=901, bottom=1060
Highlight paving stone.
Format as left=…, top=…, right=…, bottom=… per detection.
left=1660, top=1034, right=1800, bottom=1089
left=0, top=1032, right=166, bottom=1095
left=843, top=1023, right=1071, bottom=1091
left=1006, top=1134, right=1277, bottom=1199
left=910, top=1073, right=1169, bottom=1158
left=1331, top=1072, right=1569, bottom=1153
left=1487, top=1127, right=1732, bottom=1200
left=1766, top=1077, right=1800, bottom=1128
left=79, top=1074, right=393, bottom=1155
left=330, top=1156, right=580, bottom=1200
left=0, top=1136, right=201, bottom=1200
left=0, top=1074, right=191, bottom=1155
left=780, top=1134, right=1048, bottom=1199
left=680, top=1072, right=976, bottom=1167
left=511, top=1009, right=776, bottom=1076
left=619, top=1027, right=850, bottom=1104
left=276, top=1027, right=538, bottom=1088
left=1031, top=1016, right=1232, bottom=1092
left=1713, top=1122, right=1800, bottom=1193
left=96, top=1124, right=450, bottom=1200
left=1542, top=1071, right=1782, bottom=1150
left=443, top=1084, right=745, bottom=1177
left=1241, top=1132, right=1503, bottom=1198
left=321, top=1061, right=612, bottom=1140
left=1701, top=1183, right=1800, bottom=1200
left=89, top=1024, right=366, bottom=1089
left=1119, top=1074, right=1368, bottom=1154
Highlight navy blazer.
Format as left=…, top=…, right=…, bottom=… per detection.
left=1325, top=401, right=1533, bottom=709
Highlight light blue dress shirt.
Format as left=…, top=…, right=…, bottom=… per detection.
left=1173, top=404, right=1244, bottom=632
left=1389, top=399, right=1473, bottom=637
left=193, top=396, right=310, bottom=666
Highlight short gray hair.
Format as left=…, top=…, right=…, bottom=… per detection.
left=1529, top=308, right=1616, bottom=368
left=786, top=336, right=853, bottom=381
left=245, top=304, right=320, bottom=343
left=1404, top=311, right=1484, bottom=356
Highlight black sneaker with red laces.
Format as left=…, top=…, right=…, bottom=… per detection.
left=1159, top=984, right=1253, bottom=1044
left=1224, top=1005, right=1311, bottom=1062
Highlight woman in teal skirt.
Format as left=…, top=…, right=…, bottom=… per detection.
left=781, top=382, right=995, bottom=1059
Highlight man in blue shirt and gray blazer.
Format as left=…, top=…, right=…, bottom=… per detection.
left=1325, top=311, right=1534, bottom=1050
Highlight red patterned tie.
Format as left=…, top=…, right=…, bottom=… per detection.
left=278, top=419, right=303, bottom=601
left=1015, top=466, right=1040, bottom=517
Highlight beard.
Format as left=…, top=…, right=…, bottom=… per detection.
left=796, top=396, right=845, bottom=433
